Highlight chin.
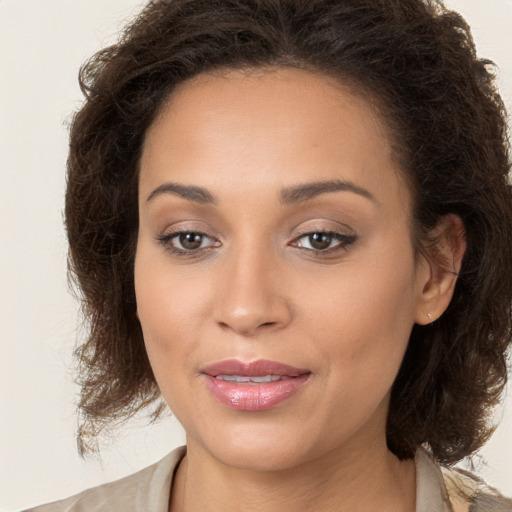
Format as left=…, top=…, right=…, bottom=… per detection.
left=187, top=417, right=327, bottom=473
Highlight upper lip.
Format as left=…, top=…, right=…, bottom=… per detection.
left=201, top=359, right=310, bottom=377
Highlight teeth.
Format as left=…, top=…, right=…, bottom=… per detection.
left=217, top=375, right=250, bottom=383
left=251, top=375, right=276, bottom=383
left=216, top=375, right=284, bottom=383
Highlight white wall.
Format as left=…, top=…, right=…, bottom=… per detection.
left=0, top=1, right=510, bottom=510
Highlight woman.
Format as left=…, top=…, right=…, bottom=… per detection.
left=26, top=0, right=512, bottom=510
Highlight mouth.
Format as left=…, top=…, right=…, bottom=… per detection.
left=201, top=359, right=311, bottom=411
left=215, top=374, right=293, bottom=383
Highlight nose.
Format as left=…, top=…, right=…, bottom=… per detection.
left=213, top=246, right=293, bottom=337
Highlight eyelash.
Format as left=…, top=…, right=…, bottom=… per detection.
left=290, top=230, right=357, bottom=255
left=157, top=229, right=357, bottom=257
left=157, top=231, right=220, bottom=256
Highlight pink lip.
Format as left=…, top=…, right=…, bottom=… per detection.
left=201, top=359, right=311, bottom=411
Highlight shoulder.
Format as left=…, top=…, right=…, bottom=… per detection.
left=415, top=447, right=512, bottom=512
left=23, top=446, right=186, bottom=512
left=441, top=465, right=512, bottom=512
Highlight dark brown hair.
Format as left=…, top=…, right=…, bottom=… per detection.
left=67, top=0, right=512, bottom=463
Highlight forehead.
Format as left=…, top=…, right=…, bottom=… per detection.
left=139, top=67, right=410, bottom=213
left=147, top=67, right=390, bottom=152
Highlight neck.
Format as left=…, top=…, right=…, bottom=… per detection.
left=169, top=437, right=416, bottom=512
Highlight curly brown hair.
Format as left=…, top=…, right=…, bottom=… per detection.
left=67, top=0, right=512, bottom=463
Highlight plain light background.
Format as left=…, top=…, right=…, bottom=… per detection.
left=1, top=1, right=511, bottom=510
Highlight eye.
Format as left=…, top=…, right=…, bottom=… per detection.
left=292, top=231, right=356, bottom=253
left=158, top=231, right=219, bottom=254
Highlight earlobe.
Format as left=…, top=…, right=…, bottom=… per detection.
left=414, top=214, right=466, bottom=325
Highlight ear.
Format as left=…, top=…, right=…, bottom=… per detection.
left=414, top=214, right=466, bottom=325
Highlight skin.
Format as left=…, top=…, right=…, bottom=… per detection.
left=135, top=67, right=464, bottom=511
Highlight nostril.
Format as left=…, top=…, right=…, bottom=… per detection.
left=216, top=319, right=279, bottom=336
left=214, top=296, right=292, bottom=336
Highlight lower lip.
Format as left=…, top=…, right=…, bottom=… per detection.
left=204, top=374, right=310, bottom=411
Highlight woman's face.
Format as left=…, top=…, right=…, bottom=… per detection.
left=135, top=68, right=431, bottom=471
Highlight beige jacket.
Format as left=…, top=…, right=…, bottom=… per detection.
left=24, top=446, right=512, bottom=512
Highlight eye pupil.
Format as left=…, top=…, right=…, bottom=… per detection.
left=179, top=232, right=203, bottom=250
left=309, top=233, right=332, bottom=250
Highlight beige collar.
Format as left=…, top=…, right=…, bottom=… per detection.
left=415, top=447, right=454, bottom=512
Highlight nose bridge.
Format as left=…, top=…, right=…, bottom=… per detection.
left=213, top=237, right=291, bottom=336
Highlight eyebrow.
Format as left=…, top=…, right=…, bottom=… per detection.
left=146, top=179, right=376, bottom=205
left=280, top=179, right=376, bottom=204
left=146, top=182, right=217, bottom=204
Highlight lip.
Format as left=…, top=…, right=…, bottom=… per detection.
left=201, top=359, right=311, bottom=411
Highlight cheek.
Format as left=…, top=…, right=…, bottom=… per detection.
left=300, top=247, right=418, bottom=385
left=134, top=243, right=211, bottom=381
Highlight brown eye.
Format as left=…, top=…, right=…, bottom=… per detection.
left=308, top=233, right=332, bottom=250
left=158, top=230, right=219, bottom=254
left=179, top=232, right=204, bottom=250
left=293, top=231, right=357, bottom=253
